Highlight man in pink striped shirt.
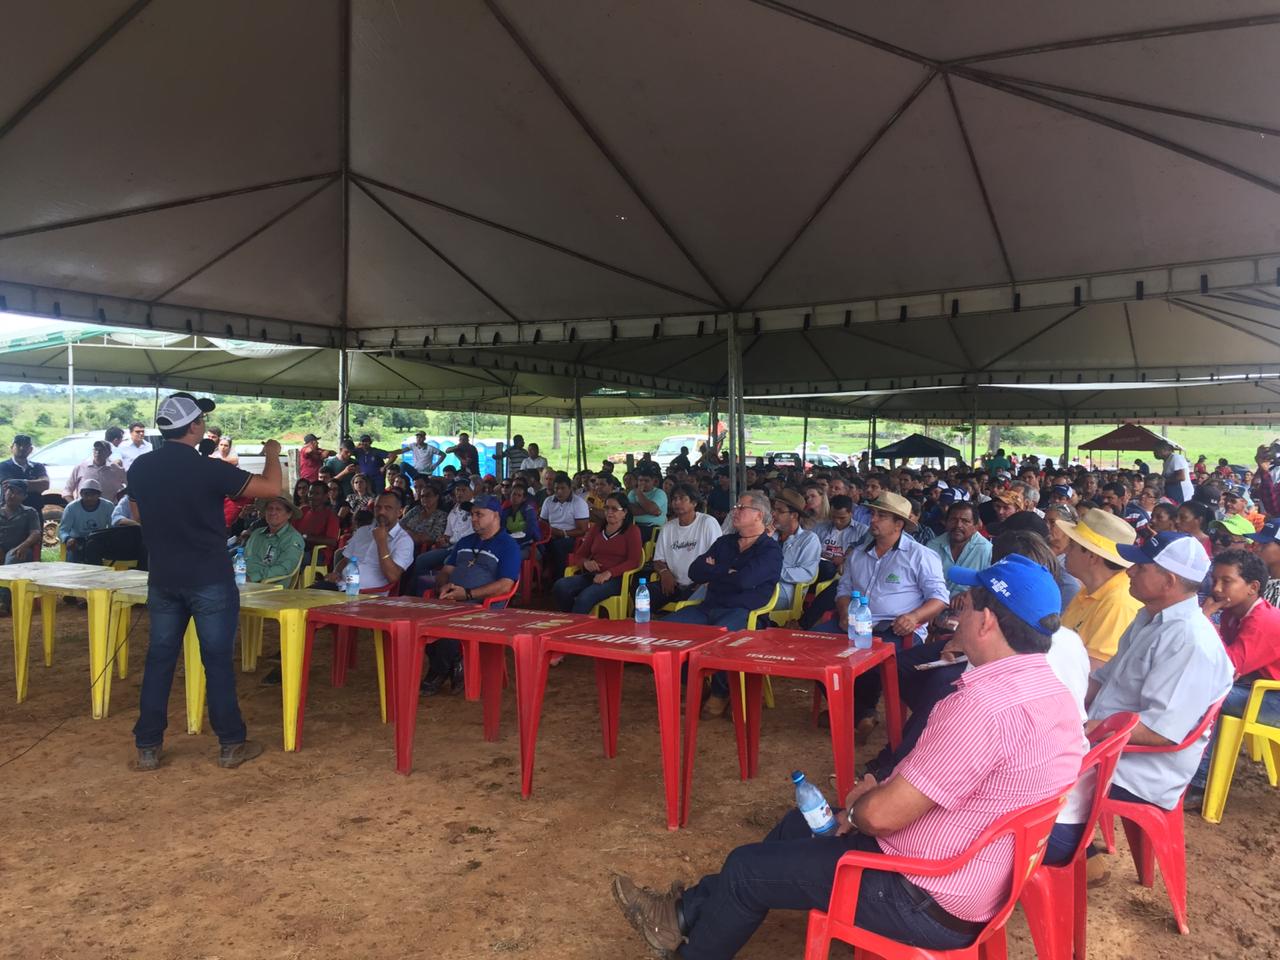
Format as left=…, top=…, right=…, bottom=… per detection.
left=612, top=554, right=1084, bottom=959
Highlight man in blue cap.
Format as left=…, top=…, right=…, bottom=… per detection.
left=420, top=494, right=521, bottom=695
left=612, top=553, right=1083, bottom=959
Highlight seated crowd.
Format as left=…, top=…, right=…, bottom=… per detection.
left=11, top=422, right=1280, bottom=957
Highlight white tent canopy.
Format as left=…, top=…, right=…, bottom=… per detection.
left=2, top=0, right=1280, bottom=379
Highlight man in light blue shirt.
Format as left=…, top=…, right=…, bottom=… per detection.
left=820, top=492, right=949, bottom=731
left=628, top=462, right=668, bottom=538
left=925, top=501, right=993, bottom=597
left=1087, top=532, right=1233, bottom=814
left=770, top=490, right=821, bottom=614
left=58, top=479, right=113, bottom=563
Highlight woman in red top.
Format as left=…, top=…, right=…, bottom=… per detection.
left=1175, top=500, right=1215, bottom=556
left=552, top=491, right=642, bottom=615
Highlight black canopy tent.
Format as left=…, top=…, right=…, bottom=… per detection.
left=871, top=433, right=963, bottom=468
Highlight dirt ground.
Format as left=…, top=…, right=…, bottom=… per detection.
left=1, top=608, right=1277, bottom=960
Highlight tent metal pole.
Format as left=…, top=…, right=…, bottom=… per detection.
left=66, top=341, right=75, bottom=431
left=153, top=384, right=160, bottom=422
left=870, top=416, right=878, bottom=465
left=970, top=393, right=978, bottom=466
left=707, top=397, right=716, bottom=464
left=337, top=347, right=349, bottom=440
left=727, top=316, right=739, bottom=506
left=801, top=405, right=809, bottom=468
left=1062, top=412, right=1070, bottom=466
left=505, top=386, right=513, bottom=479
left=736, top=329, right=747, bottom=490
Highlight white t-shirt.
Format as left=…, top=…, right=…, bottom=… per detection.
left=1163, top=452, right=1194, bottom=502
left=520, top=456, right=548, bottom=471
left=408, top=441, right=443, bottom=473
left=341, top=523, right=415, bottom=591
left=654, top=512, right=721, bottom=586
left=540, top=493, right=589, bottom=531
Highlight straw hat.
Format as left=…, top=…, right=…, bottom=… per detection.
left=865, top=492, right=917, bottom=532
left=1058, top=509, right=1137, bottom=567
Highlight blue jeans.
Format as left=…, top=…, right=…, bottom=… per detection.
left=410, top=547, right=452, bottom=593
left=552, top=573, right=622, bottom=615
left=678, top=808, right=975, bottom=959
left=1191, top=680, right=1280, bottom=787
left=867, top=638, right=966, bottom=779
left=664, top=604, right=752, bottom=698
left=133, top=581, right=247, bottom=748
left=1044, top=821, right=1088, bottom=867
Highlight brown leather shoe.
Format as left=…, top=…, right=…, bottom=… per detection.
left=1086, top=852, right=1111, bottom=887
left=218, top=740, right=264, bottom=769
left=611, top=875, right=684, bottom=956
left=855, top=716, right=878, bottom=745
left=699, top=694, right=730, bottom=721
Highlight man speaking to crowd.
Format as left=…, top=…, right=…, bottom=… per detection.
left=127, top=392, right=284, bottom=772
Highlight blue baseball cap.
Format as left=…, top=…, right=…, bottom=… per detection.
left=1247, top=521, right=1280, bottom=544
left=1050, top=485, right=1074, bottom=499
left=948, top=554, right=1062, bottom=635
left=469, top=494, right=503, bottom=513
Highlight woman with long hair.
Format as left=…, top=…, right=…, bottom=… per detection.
left=1176, top=499, right=1215, bottom=555
left=551, top=491, right=642, bottom=615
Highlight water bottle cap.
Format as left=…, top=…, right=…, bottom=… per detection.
left=790, top=770, right=805, bottom=784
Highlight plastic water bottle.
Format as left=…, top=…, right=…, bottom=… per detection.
left=233, top=548, right=247, bottom=586
left=344, top=557, right=361, bottom=597
left=635, top=577, right=651, bottom=623
left=846, top=591, right=861, bottom=645
left=792, top=771, right=837, bottom=836
left=852, top=595, right=874, bottom=650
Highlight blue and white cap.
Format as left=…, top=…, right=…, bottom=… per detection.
left=948, top=554, right=1062, bottom=635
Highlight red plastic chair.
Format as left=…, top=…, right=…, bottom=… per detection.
left=803, top=794, right=1066, bottom=960
left=1096, top=695, right=1227, bottom=935
left=1019, top=712, right=1139, bottom=960
left=518, top=520, right=552, bottom=605
left=330, top=581, right=400, bottom=687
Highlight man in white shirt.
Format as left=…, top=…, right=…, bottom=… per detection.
left=1155, top=440, right=1193, bottom=504
left=406, top=431, right=445, bottom=479
left=319, top=491, right=414, bottom=592
left=119, top=422, right=153, bottom=471
left=519, top=441, right=548, bottom=472
left=540, top=471, right=590, bottom=580
left=649, top=484, right=720, bottom=610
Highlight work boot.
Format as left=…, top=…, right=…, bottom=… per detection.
left=855, top=716, right=878, bottom=745
left=611, top=875, right=685, bottom=957
left=218, top=740, right=264, bottom=769
left=133, top=745, right=163, bottom=772
left=700, top=694, right=730, bottom=721
left=1086, top=851, right=1111, bottom=887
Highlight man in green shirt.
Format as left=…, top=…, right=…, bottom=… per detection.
left=244, top=497, right=306, bottom=583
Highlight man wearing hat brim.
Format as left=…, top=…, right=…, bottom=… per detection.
left=298, top=433, right=332, bottom=485
left=769, top=489, right=821, bottom=613
left=1059, top=510, right=1143, bottom=669
left=242, top=496, right=306, bottom=586
left=1244, top=520, right=1280, bottom=607
left=1208, top=514, right=1256, bottom=553
left=58, top=478, right=112, bottom=564
left=126, top=391, right=286, bottom=772
left=1084, top=532, right=1233, bottom=831
left=420, top=494, right=522, bottom=695
left=819, top=491, right=949, bottom=736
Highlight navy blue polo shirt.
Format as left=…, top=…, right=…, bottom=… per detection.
left=128, top=441, right=251, bottom=589
left=445, top=530, right=522, bottom=594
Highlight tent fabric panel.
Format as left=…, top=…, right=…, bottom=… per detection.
left=0, top=0, right=340, bottom=235
left=349, top=0, right=717, bottom=303
left=159, top=180, right=344, bottom=326
left=980, top=25, right=1280, bottom=129
left=364, top=185, right=716, bottom=323
left=749, top=78, right=1012, bottom=308
left=778, top=0, right=1280, bottom=63
left=954, top=76, right=1280, bottom=282
left=872, top=433, right=963, bottom=460
left=0, top=179, right=333, bottom=303
left=504, top=0, right=933, bottom=304
left=0, top=0, right=130, bottom=121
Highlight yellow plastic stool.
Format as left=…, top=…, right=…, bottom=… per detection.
left=1202, top=680, right=1280, bottom=823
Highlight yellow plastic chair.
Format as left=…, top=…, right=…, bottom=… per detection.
left=662, top=585, right=781, bottom=712
left=1202, top=679, right=1280, bottom=823
left=563, top=563, right=643, bottom=620
left=297, top=544, right=330, bottom=589
left=237, top=556, right=306, bottom=668
left=763, top=574, right=820, bottom=628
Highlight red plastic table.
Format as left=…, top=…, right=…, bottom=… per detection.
left=300, top=597, right=460, bottom=752
left=387, top=607, right=596, bottom=775
left=681, top=628, right=902, bottom=827
left=518, top=619, right=727, bottom=831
